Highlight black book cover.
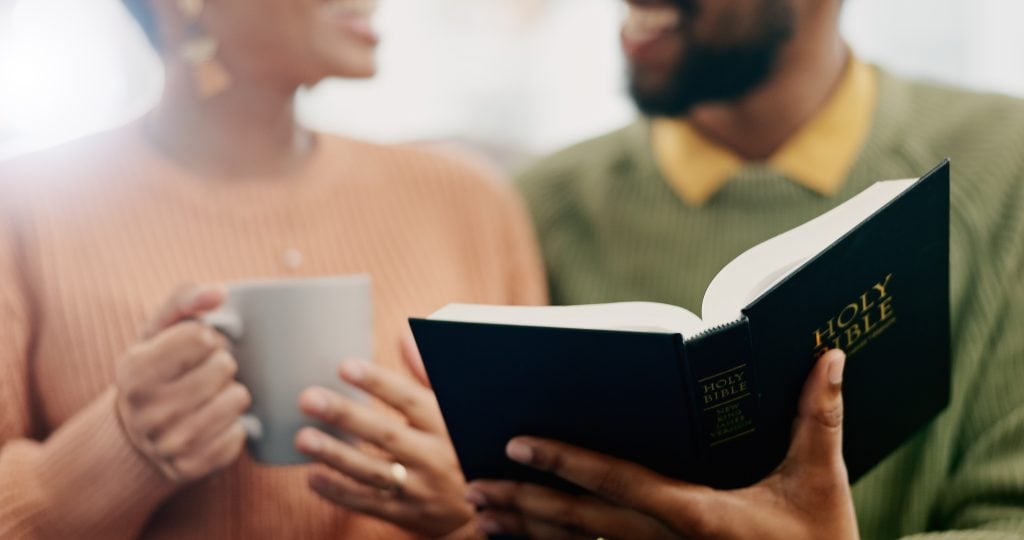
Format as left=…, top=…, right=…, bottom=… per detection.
left=411, top=160, right=951, bottom=490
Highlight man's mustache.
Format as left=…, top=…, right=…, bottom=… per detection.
left=629, top=0, right=697, bottom=13
left=664, top=0, right=698, bottom=16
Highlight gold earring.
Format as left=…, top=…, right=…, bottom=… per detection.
left=177, top=0, right=231, bottom=99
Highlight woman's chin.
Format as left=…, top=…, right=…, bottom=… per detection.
left=313, top=46, right=379, bottom=80
left=328, top=62, right=377, bottom=80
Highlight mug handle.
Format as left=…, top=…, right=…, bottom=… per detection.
left=200, top=310, right=263, bottom=441
left=201, top=310, right=244, bottom=341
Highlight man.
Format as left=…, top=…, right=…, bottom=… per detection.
left=467, top=0, right=1024, bottom=538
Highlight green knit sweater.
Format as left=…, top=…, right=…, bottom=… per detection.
left=517, top=69, right=1024, bottom=539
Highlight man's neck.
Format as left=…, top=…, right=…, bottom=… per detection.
left=145, top=72, right=314, bottom=179
left=687, top=11, right=848, bottom=161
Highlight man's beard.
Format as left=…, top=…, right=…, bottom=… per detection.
left=630, top=1, right=796, bottom=117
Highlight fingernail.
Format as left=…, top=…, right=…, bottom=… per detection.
left=299, top=430, right=323, bottom=452
left=188, top=285, right=222, bottom=308
left=305, top=390, right=329, bottom=414
left=465, top=488, right=487, bottom=507
left=478, top=517, right=502, bottom=534
left=340, top=360, right=365, bottom=382
left=506, top=440, right=534, bottom=464
left=828, top=350, right=846, bottom=386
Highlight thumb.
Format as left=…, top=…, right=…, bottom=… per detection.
left=400, top=331, right=432, bottom=389
left=784, top=349, right=847, bottom=475
left=144, top=283, right=227, bottom=338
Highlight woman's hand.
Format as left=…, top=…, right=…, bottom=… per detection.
left=469, top=349, right=858, bottom=540
left=114, top=284, right=252, bottom=484
left=296, top=336, right=477, bottom=539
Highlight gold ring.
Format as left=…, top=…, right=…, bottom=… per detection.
left=379, top=462, right=408, bottom=497
left=390, top=461, right=408, bottom=485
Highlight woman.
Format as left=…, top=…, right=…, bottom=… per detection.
left=0, top=0, right=545, bottom=538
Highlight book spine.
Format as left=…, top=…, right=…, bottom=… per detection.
left=682, top=319, right=761, bottom=488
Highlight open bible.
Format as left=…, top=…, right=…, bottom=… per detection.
left=411, top=160, right=951, bottom=489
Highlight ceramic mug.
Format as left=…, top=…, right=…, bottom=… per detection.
left=204, top=274, right=372, bottom=465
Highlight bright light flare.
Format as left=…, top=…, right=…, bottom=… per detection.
left=0, top=0, right=161, bottom=157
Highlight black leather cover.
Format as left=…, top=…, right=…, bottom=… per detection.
left=410, top=160, right=951, bottom=491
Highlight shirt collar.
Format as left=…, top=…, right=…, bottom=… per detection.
left=651, top=56, right=879, bottom=206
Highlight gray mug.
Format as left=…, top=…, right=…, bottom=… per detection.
left=203, top=275, right=372, bottom=465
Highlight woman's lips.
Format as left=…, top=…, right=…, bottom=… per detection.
left=322, top=0, right=380, bottom=45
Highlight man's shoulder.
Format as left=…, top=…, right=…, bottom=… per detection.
left=516, top=120, right=647, bottom=214
left=884, top=71, right=1024, bottom=159
left=880, top=71, right=1024, bottom=218
left=896, top=72, right=1024, bottom=118
left=885, top=74, right=1024, bottom=302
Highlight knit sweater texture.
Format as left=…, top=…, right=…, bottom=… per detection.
left=0, top=125, right=547, bottom=539
left=518, top=69, right=1024, bottom=539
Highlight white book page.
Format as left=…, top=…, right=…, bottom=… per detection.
left=429, top=302, right=711, bottom=337
left=700, top=178, right=916, bottom=326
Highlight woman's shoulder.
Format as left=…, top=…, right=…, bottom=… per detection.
left=0, top=124, right=141, bottom=199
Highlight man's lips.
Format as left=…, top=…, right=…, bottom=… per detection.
left=622, top=1, right=683, bottom=58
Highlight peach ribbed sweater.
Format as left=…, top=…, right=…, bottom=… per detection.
left=0, top=125, right=547, bottom=539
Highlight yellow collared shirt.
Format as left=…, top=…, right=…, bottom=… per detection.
left=652, top=57, right=878, bottom=206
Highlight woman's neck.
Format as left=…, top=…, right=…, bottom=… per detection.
left=145, top=74, right=315, bottom=179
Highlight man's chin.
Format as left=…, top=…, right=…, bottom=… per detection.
left=627, top=46, right=783, bottom=117
left=626, top=0, right=796, bottom=118
left=629, top=76, right=694, bottom=117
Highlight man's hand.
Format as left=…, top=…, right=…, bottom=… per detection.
left=296, top=335, right=478, bottom=539
left=468, top=349, right=857, bottom=540
left=115, top=284, right=252, bottom=484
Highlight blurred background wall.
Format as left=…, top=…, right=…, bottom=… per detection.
left=2, top=0, right=1024, bottom=167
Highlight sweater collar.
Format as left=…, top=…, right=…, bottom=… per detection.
left=650, top=56, right=879, bottom=207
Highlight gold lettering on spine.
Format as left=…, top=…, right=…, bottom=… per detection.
left=701, top=366, right=756, bottom=445
left=701, top=371, right=747, bottom=406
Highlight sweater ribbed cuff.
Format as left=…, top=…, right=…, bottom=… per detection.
left=32, top=387, right=178, bottom=538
